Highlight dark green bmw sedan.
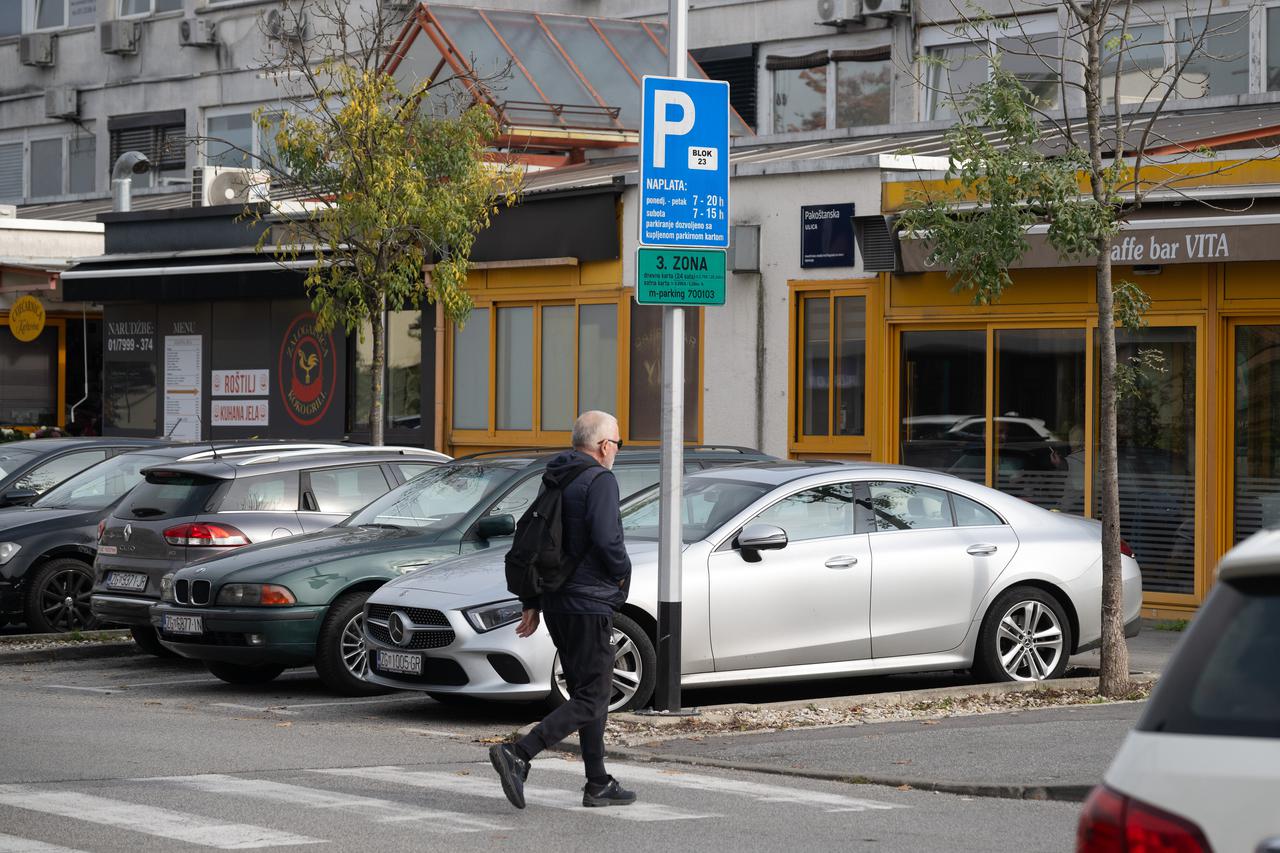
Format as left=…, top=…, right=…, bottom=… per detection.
left=150, top=446, right=771, bottom=695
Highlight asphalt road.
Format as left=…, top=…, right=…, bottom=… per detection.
left=0, top=654, right=1083, bottom=852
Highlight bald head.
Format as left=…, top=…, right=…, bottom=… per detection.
left=572, top=410, right=618, bottom=451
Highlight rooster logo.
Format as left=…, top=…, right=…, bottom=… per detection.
left=297, top=349, right=319, bottom=385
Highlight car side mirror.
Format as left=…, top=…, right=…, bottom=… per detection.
left=736, top=522, right=787, bottom=563
left=0, top=487, right=38, bottom=507
left=476, top=513, right=516, bottom=540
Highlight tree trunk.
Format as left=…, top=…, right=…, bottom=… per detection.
left=369, top=291, right=386, bottom=446
left=1083, top=10, right=1131, bottom=698
left=1095, top=244, right=1131, bottom=697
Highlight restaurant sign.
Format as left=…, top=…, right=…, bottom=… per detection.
left=900, top=220, right=1280, bottom=272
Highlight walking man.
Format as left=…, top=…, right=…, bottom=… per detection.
left=489, top=410, right=637, bottom=810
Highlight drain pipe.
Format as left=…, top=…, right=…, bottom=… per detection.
left=111, top=151, right=151, bottom=212
left=68, top=304, right=90, bottom=430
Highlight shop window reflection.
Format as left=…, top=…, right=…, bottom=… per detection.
left=900, top=330, right=985, bottom=483
left=799, top=293, right=865, bottom=439
left=1234, top=325, right=1280, bottom=543
left=353, top=311, right=424, bottom=432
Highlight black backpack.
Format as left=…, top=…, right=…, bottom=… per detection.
left=504, top=462, right=603, bottom=601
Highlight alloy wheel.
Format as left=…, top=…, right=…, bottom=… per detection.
left=39, top=567, right=95, bottom=632
left=994, top=599, right=1064, bottom=681
left=553, top=627, right=644, bottom=713
left=340, top=611, right=370, bottom=680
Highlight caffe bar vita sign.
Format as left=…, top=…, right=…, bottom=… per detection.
left=900, top=220, right=1279, bottom=272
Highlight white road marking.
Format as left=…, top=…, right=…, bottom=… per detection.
left=536, top=758, right=904, bottom=812
left=44, top=686, right=116, bottom=694
left=157, top=774, right=506, bottom=833
left=0, top=785, right=322, bottom=849
left=399, top=727, right=464, bottom=738
left=315, top=766, right=718, bottom=822
left=0, top=833, right=88, bottom=853
left=116, top=677, right=223, bottom=688
left=274, top=695, right=424, bottom=711
left=211, top=703, right=299, bottom=715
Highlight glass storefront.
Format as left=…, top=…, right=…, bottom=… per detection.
left=899, top=329, right=985, bottom=482
left=1234, top=324, right=1280, bottom=543
left=352, top=311, right=425, bottom=432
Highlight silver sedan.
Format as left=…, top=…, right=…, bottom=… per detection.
left=362, top=462, right=1143, bottom=711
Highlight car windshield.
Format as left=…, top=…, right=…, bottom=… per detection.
left=0, top=446, right=40, bottom=478
left=345, top=463, right=515, bottom=532
left=32, top=452, right=158, bottom=511
left=621, top=477, right=771, bottom=543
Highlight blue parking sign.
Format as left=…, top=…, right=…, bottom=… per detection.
left=639, top=76, right=730, bottom=249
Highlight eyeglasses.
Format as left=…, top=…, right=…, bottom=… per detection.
left=601, top=438, right=623, bottom=449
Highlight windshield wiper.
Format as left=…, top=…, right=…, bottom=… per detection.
left=358, top=522, right=406, bottom=530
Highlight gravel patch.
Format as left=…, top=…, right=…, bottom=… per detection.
left=603, top=681, right=1154, bottom=745
left=0, top=629, right=131, bottom=654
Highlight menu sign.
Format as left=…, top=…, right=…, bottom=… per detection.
left=212, top=369, right=269, bottom=397
left=163, top=334, right=202, bottom=440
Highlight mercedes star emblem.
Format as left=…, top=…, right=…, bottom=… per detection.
left=388, top=611, right=413, bottom=647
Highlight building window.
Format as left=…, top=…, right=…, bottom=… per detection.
left=108, top=110, right=186, bottom=190
left=69, top=133, right=96, bottom=194
left=0, top=323, right=58, bottom=425
left=1176, top=12, right=1249, bottom=99
left=1234, top=325, right=1280, bottom=543
left=205, top=109, right=283, bottom=169
left=1268, top=9, right=1280, bottom=91
left=0, top=142, right=23, bottom=202
left=351, top=311, right=424, bottom=433
left=798, top=292, right=866, bottom=440
left=1102, top=24, right=1167, bottom=105
left=692, top=43, right=758, bottom=131
left=452, top=299, right=625, bottom=437
left=118, top=0, right=181, bottom=16
left=628, top=303, right=700, bottom=442
left=926, top=30, right=1061, bottom=119
left=33, top=0, right=66, bottom=30
left=2, top=1, right=21, bottom=37
left=927, top=43, right=988, bottom=120
left=770, top=52, right=828, bottom=133
left=834, top=51, right=891, bottom=128
left=29, top=138, right=62, bottom=198
left=899, top=329, right=986, bottom=482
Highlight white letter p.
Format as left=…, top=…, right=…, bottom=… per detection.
left=653, top=90, right=695, bottom=169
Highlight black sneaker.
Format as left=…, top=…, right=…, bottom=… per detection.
left=489, top=744, right=529, bottom=809
left=582, top=776, right=637, bottom=808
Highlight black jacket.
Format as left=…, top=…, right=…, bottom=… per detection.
left=538, top=450, right=631, bottom=615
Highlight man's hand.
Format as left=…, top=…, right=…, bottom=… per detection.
left=515, top=608, right=540, bottom=638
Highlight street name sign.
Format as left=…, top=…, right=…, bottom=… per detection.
left=636, top=247, right=726, bottom=306
left=639, top=75, right=731, bottom=250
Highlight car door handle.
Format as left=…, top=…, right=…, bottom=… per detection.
left=966, top=544, right=998, bottom=556
left=824, top=555, right=859, bottom=569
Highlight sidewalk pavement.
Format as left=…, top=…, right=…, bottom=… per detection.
left=591, top=623, right=1185, bottom=803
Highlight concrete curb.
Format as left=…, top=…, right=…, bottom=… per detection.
left=0, top=629, right=139, bottom=665
left=517, top=674, right=1158, bottom=804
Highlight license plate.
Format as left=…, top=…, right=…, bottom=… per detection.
left=377, top=650, right=422, bottom=676
left=163, top=614, right=203, bottom=635
left=106, top=571, right=147, bottom=592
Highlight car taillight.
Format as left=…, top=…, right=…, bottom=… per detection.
left=1120, top=540, right=1135, bottom=558
left=162, top=522, right=251, bottom=547
left=1077, top=785, right=1210, bottom=853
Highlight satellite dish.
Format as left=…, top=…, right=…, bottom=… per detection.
left=207, top=169, right=269, bottom=205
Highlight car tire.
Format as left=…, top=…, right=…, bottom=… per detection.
left=314, top=590, right=391, bottom=696
left=547, top=613, right=656, bottom=713
left=974, top=586, right=1073, bottom=683
left=130, top=626, right=179, bottom=658
left=205, top=660, right=285, bottom=685
left=24, top=558, right=100, bottom=634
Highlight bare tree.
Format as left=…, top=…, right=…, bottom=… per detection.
left=900, top=0, right=1272, bottom=696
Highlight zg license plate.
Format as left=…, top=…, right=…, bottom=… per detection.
left=162, top=614, right=203, bottom=635
left=377, top=650, right=422, bottom=676
left=106, top=571, right=147, bottom=592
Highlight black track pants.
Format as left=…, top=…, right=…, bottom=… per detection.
left=516, top=611, right=613, bottom=780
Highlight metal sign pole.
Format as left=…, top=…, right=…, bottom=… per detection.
left=654, top=0, right=688, bottom=715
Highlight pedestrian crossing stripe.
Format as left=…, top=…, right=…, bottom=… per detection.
left=0, top=786, right=321, bottom=850
left=534, top=758, right=904, bottom=812
left=157, top=774, right=507, bottom=833
left=0, top=833, right=89, bottom=853
left=314, top=766, right=720, bottom=822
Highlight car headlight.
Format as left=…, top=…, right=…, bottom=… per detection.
left=160, top=573, right=175, bottom=602
left=0, top=542, right=20, bottom=565
left=463, top=599, right=524, bottom=633
left=216, top=583, right=296, bottom=606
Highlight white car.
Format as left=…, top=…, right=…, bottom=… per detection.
left=364, top=461, right=1143, bottom=711
left=1077, top=529, right=1280, bottom=853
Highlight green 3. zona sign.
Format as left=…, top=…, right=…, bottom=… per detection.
left=635, top=247, right=726, bottom=306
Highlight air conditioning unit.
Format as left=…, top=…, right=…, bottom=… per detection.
left=19, top=33, right=56, bottom=67
left=179, top=18, right=217, bottom=47
left=100, top=20, right=140, bottom=55
left=44, top=87, right=79, bottom=119
left=862, top=0, right=911, bottom=15
left=816, top=0, right=862, bottom=26
left=263, top=9, right=306, bottom=42
left=192, top=166, right=271, bottom=208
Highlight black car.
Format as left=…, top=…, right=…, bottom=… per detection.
left=150, top=445, right=774, bottom=695
left=0, top=438, right=163, bottom=508
left=0, top=441, right=348, bottom=634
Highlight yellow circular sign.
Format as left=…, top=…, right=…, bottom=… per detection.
left=9, top=295, right=46, bottom=343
